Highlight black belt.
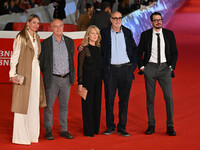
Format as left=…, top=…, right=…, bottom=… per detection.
left=110, top=62, right=132, bottom=68
left=53, top=73, right=69, bottom=78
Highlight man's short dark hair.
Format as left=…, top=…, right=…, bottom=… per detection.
left=101, top=2, right=110, bottom=11
left=150, top=12, right=162, bottom=21
left=86, top=3, right=93, bottom=11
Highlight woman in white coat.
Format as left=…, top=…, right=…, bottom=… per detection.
left=9, top=14, right=46, bottom=145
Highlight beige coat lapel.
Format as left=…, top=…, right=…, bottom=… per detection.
left=36, top=34, right=41, bottom=58
left=25, top=31, right=34, bottom=51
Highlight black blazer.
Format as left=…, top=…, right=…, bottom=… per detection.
left=39, top=35, right=75, bottom=89
left=100, top=25, right=137, bottom=80
left=138, top=28, right=178, bottom=70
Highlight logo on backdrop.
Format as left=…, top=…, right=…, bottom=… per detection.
left=0, top=50, right=12, bottom=66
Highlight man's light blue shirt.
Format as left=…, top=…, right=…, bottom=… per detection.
left=111, top=28, right=130, bottom=65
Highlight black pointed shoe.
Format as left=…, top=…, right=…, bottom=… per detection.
left=145, top=126, right=155, bottom=135
left=167, top=126, right=176, bottom=136
left=45, top=127, right=54, bottom=140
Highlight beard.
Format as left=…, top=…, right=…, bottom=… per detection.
left=155, top=26, right=162, bottom=29
left=155, top=23, right=162, bottom=29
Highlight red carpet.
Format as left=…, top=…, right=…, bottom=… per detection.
left=1, top=0, right=200, bottom=149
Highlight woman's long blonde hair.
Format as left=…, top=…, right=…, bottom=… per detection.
left=81, top=25, right=101, bottom=47
left=16, top=14, right=40, bottom=44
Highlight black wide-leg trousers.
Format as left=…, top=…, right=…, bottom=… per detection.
left=82, top=70, right=102, bottom=136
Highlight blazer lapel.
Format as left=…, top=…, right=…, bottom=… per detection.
left=64, top=36, right=71, bottom=53
left=148, top=29, right=153, bottom=51
left=64, top=36, right=72, bottom=64
left=107, top=26, right=112, bottom=59
left=122, top=26, right=128, bottom=47
left=49, top=35, right=54, bottom=67
left=162, top=29, right=169, bottom=52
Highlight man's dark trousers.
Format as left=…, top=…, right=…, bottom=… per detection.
left=104, top=64, right=133, bottom=131
left=143, top=62, right=174, bottom=127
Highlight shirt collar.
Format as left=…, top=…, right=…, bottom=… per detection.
left=153, top=28, right=162, bottom=35
left=52, top=34, right=64, bottom=43
left=111, top=27, right=122, bottom=34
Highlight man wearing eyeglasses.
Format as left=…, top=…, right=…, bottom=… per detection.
left=138, top=12, right=178, bottom=136
left=101, top=11, right=137, bottom=137
left=39, top=19, right=75, bottom=140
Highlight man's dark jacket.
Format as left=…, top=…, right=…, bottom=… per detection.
left=137, top=28, right=178, bottom=70
left=100, top=25, right=137, bottom=80
left=39, top=35, right=75, bottom=89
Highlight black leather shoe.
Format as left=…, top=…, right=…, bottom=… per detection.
left=60, top=131, right=74, bottom=139
left=117, top=130, right=130, bottom=137
left=103, top=128, right=115, bottom=135
left=145, top=126, right=155, bottom=135
left=167, top=126, right=176, bottom=136
left=45, top=127, right=54, bottom=140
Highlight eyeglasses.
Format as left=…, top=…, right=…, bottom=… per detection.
left=111, top=17, right=122, bottom=21
left=152, top=19, right=163, bottom=22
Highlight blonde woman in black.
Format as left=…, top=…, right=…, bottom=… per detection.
left=77, top=25, right=102, bottom=137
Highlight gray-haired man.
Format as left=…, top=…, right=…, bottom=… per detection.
left=39, top=19, right=75, bottom=140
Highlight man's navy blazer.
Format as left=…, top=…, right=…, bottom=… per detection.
left=100, top=25, right=137, bottom=80
left=137, top=28, right=178, bottom=70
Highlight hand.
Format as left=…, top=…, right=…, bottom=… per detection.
left=138, top=66, right=145, bottom=75
left=78, top=85, right=83, bottom=92
left=78, top=45, right=83, bottom=53
left=169, top=66, right=173, bottom=71
left=11, top=76, right=19, bottom=85
left=108, top=9, right=111, bottom=15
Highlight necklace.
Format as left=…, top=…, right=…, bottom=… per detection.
left=33, top=34, right=35, bottom=42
